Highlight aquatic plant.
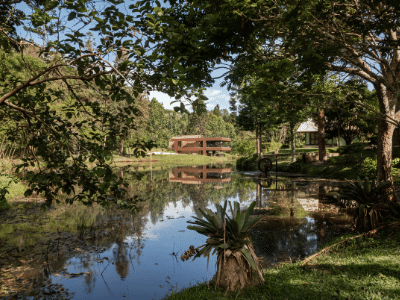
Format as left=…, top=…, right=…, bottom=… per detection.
left=181, top=200, right=265, bottom=292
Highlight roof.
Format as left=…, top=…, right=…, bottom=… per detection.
left=297, top=118, right=318, bottom=132
left=170, top=135, right=203, bottom=139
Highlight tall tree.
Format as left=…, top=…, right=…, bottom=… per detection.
left=0, top=0, right=205, bottom=211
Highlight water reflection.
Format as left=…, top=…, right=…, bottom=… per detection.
left=0, top=166, right=352, bottom=300
left=248, top=177, right=352, bottom=267
left=168, top=165, right=231, bottom=184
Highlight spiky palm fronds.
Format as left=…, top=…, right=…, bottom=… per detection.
left=182, top=200, right=265, bottom=290
left=339, top=177, right=397, bottom=231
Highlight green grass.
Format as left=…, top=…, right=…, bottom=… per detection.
left=278, top=147, right=339, bottom=154
left=164, top=228, right=400, bottom=300
left=110, top=153, right=237, bottom=168
left=0, top=174, right=28, bottom=210
left=236, top=144, right=383, bottom=181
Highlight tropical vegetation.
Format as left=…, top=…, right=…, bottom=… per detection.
left=182, top=200, right=265, bottom=292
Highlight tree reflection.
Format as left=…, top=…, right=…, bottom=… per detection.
left=114, top=242, right=129, bottom=280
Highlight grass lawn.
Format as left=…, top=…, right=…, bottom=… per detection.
left=236, top=144, right=399, bottom=182
left=109, top=152, right=237, bottom=168
left=164, top=227, right=400, bottom=300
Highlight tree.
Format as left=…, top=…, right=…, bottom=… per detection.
left=0, top=0, right=203, bottom=211
left=325, top=80, right=379, bottom=145
left=22, top=1, right=65, bottom=49
left=143, top=0, right=400, bottom=199
left=212, top=104, right=222, bottom=117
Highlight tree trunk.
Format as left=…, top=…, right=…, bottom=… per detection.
left=318, top=109, right=326, bottom=161
left=256, top=125, right=261, bottom=156
left=213, top=241, right=264, bottom=292
left=343, top=135, right=353, bottom=146
left=118, top=137, right=124, bottom=156
left=259, top=124, right=262, bottom=155
left=290, top=123, right=296, bottom=162
left=375, top=83, right=398, bottom=205
left=376, top=115, right=395, bottom=185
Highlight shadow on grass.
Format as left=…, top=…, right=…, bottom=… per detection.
left=165, top=252, right=400, bottom=300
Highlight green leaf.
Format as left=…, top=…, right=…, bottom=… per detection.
left=187, top=225, right=213, bottom=235
left=242, top=215, right=263, bottom=232
left=219, top=243, right=230, bottom=249
left=68, top=11, right=77, bottom=21
left=236, top=211, right=246, bottom=231
left=24, top=189, right=33, bottom=197
left=241, top=247, right=258, bottom=271
left=198, top=208, right=219, bottom=228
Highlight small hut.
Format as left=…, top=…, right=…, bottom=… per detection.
left=297, top=118, right=319, bottom=146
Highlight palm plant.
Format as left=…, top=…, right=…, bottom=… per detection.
left=339, top=177, right=396, bottom=231
left=181, top=200, right=265, bottom=292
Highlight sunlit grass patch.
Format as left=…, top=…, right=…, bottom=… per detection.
left=0, top=174, right=28, bottom=210
left=164, top=229, right=400, bottom=300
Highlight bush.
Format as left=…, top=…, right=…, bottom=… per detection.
left=392, top=157, right=400, bottom=168
left=361, top=157, right=377, bottom=178
left=263, top=141, right=282, bottom=153
left=232, top=139, right=255, bottom=156
left=236, top=153, right=260, bottom=171
left=339, top=142, right=365, bottom=154
left=279, top=160, right=307, bottom=173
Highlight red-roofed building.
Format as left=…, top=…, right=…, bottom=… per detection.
left=168, top=135, right=231, bottom=155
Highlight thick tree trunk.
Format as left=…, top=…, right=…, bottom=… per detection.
left=375, top=83, right=398, bottom=206
left=318, top=109, right=326, bottom=161
left=376, top=116, right=394, bottom=185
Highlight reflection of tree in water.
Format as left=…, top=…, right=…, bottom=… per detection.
left=125, top=169, right=258, bottom=224
left=84, top=269, right=96, bottom=294
left=249, top=218, right=317, bottom=267
left=114, top=241, right=129, bottom=280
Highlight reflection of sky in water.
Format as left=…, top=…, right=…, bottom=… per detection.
left=47, top=172, right=351, bottom=300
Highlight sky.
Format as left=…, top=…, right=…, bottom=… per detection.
left=149, top=76, right=232, bottom=112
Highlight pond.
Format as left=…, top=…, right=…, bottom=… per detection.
left=0, top=164, right=353, bottom=299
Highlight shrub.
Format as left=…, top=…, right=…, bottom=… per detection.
left=361, top=157, right=377, bottom=178
left=338, top=177, right=394, bottom=231
left=232, top=139, right=255, bottom=156
left=339, top=142, right=365, bottom=154
left=263, top=141, right=282, bottom=153
left=392, top=157, right=400, bottom=168
left=236, top=154, right=260, bottom=171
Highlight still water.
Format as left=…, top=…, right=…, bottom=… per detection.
left=0, top=164, right=352, bottom=299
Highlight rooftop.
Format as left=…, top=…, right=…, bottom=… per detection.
left=297, top=118, right=318, bottom=132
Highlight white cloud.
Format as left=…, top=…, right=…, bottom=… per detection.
left=148, top=91, right=191, bottom=111
left=205, top=89, right=222, bottom=97
left=149, top=85, right=232, bottom=112
left=206, top=103, right=216, bottom=110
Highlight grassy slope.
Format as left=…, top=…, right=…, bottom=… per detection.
left=165, top=229, right=400, bottom=300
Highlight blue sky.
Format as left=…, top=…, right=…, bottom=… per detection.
left=149, top=75, right=232, bottom=112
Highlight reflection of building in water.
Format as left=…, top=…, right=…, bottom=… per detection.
left=168, top=135, right=231, bottom=155
left=296, top=198, right=319, bottom=212
left=169, top=165, right=231, bottom=184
